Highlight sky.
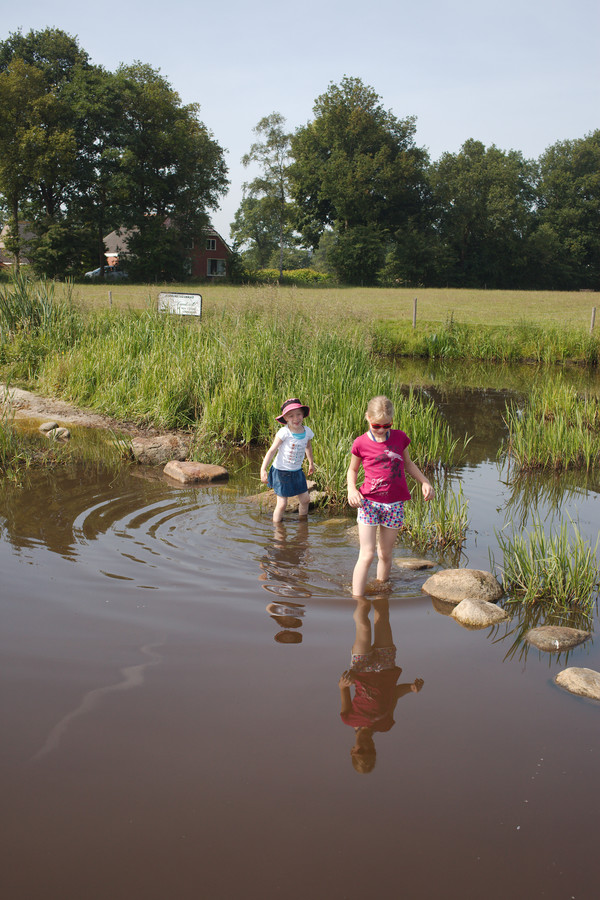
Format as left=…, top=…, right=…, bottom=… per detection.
left=3, top=0, right=599, bottom=240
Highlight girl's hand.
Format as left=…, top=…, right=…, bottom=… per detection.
left=422, top=482, right=434, bottom=501
left=260, top=470, right=268, bottom=484
left=339, top=669, right=355, bottom=688
left=348, top=489, right=364, bottom=508
left=411, top=678, right=424, bottom=693
left=307, top=462, right=314, bottom=476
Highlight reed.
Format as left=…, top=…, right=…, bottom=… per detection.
left=400, top=477, right=468, bottom=553
left=0, top=395, right=31, bottom=475
left=503, top=381, right=600, bottom=471
left=492, top=519, right=600, bottom=614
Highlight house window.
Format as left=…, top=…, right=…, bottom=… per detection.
left=207, top=258, right=226, bottom=277
left=186, top=237, right=195, bottom=250
left=183, top=257, right=192, bottom=275
left=206, top=238, right=216, bottom=251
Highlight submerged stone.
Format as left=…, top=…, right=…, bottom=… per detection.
left=394, top=557, right=435, bottom=570
left=246, top=480, right=322, bottom=512
left=422, top=568, right=503, bottom=604
left=39, top=421, right=59, bottom=433
left=164, top=460, right=229, bottom=483
left=525, top=625, right=591, bottom=652
left=451, top=598, right=509, bottom=629
left=555, top=667, right=600, bottom=701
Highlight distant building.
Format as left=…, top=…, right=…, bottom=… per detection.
left=0, top=222, right=34, bottom=268
left=103, top=224, right=231, bottom=279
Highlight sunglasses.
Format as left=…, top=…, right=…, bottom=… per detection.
left=371, top=422, right=392, bottom=430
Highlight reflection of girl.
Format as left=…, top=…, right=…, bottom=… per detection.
left=259, top=522, right=310, bottom=643
left=339, top=598, right=423, bottom=774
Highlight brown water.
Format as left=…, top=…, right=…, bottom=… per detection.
left=1, top=388, right=599, bottom=900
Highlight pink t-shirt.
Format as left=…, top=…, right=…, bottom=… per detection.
left=340, top=668, right=403, bottom=732
left=351, top=430, right=412, bottom=503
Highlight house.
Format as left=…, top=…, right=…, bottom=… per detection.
left=0, top=222, right=34, bottom=268
left=103, top=224, right=231, bottom=279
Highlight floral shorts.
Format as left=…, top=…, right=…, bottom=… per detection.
left=357, top=497, right=404, bottom=528
left=351, top=646, right=397, bottom=672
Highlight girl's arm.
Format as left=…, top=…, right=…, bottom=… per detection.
left=260, top=437, right=283, bottom=484
left=402, top=448, right=434, bottom=500
left=346, top=453, right=364, bottom=507
left=338, top=670, right=355, bottom=714
left=304, top=439, right=314, bottom=476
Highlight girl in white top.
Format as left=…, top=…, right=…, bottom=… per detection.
left=260, top=398, right=315, bottom=523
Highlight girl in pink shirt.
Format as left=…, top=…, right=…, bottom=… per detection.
left=347, top=395, right=434, bottom=596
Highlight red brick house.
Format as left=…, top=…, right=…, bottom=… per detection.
left=103, top=224, right=231, bottom=279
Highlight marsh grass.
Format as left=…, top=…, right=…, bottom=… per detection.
left=492, top=519, right=600, bottom=615
left=0, top=395, right=32, bottom=475
left=503, top=381, right=600, bottom=471
left=400, top=477, right=468, bottom=553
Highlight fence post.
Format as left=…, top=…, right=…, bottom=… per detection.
left=109, top=290, right=112, bottom=308
left=412, top=297, right=417, bottom=329
left=590, top=307, right=596, bottom=335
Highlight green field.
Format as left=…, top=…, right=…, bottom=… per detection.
left=70, top=282, right=599, bottom=329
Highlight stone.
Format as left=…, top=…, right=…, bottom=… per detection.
left=422, top=568, right=503, bottom=604
left=394, top=557, right=435, bottom=570
left=451, top=598, right=509, bottom=628
left=131, top=435, right=190, bottom=465
left=163, top=460, right=229, bottom=483
left=525, top=626, right=591, bottom=652
left=53, top=427, right=70, bottom=440
left=246, top=480, right=322, bottom=512
left=39, top=421, right=59, bottom=433
left=555, top=667, right=600, bottom=701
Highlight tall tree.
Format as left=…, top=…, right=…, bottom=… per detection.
left=113, top=62, right=228, bottom=280
left=430, top=139, right=536, bottom=287
left=535, top=131, right=600, bottom=289
left=239, top=113, right=294, bottom=279
left=288, top=77, right=429, bottom=283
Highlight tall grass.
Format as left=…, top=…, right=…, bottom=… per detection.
left=0, top=394, right=30, bottom=475
left=0, top=274, right=83, bottom=381
left=503, top=381, right=600, bottom=471
left=37, top=305, right=467, bottom=502
left=492, top=519, right=600, bottom=615
left=374, top=318, right=600, bottom=365
left=401, top=478, right=468, bottom=554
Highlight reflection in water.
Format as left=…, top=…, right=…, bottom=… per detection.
left=31, top=641, right=163, bottom=761
left=259, top=521, right=311, bottom=642
left=492, top=601, right=594, bottom=666
left=339, top=597, right=424, bottom=774
left=501, top=465, right=598, bottom=530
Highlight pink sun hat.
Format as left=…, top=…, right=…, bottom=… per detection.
left=275, top=397, right=310, bottom=424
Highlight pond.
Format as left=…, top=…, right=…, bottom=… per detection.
left=2, top=364, right=599, bottom=900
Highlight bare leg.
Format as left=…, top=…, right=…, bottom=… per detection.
left=375, top=526, right=400, bottom=585
left=273, top=495, right=288, bottom=523
left=352, top=523, right=378, bottom=596
left=297, top=490, right=310, bottom=518
left=352, top=598, right=373, bottom=654
left=372, top=596, right=393, bottom=648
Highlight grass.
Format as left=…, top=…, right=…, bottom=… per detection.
left=492, top=519, right=600, bottom=615
left=503, top=381, right=600, bottom=472
left=401, top=477, right=468, bottom=555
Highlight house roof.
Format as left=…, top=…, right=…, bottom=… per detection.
left=103, top=223, right=230, bottom=255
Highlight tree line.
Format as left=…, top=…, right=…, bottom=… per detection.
left=0, top=28, right=227, bottom=280
left=1, top=30, right=598, bottom=288
left=233, top=79, right=600, bottom=290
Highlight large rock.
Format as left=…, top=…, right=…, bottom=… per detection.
left=131, top=435, right=190, bottom=465
left=525, top=626, right=591, bottom=652
left=163, top=460, right=229, bottom=483
left=555, top=668, right=600, bottom=701
left=451, top=598, right=509, bottom=629
left=422, top=568, right=503, bottom=604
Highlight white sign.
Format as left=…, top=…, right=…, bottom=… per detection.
left=158, top=292, right=202, bottom=317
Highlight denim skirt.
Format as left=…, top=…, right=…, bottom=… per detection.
left=267, top=466, right=308, bottom=498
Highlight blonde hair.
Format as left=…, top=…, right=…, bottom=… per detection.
left=366, top=395, right=394, bottom=422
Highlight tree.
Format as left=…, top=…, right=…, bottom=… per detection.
left=288, top=76, right=429, bottom=284
left=239, top=112, right=295, bottom=279
left=113, top=62, right=228, bottom=280
left=429, top=139, right=536, bottom=287
left=230, top=195, right=281, bottom=269
left=534, top=131, right=600, bottom=289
